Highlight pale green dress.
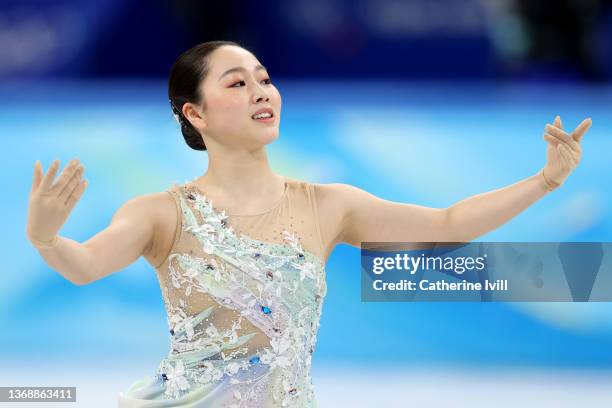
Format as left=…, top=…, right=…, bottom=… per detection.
left=117, top=177, right=327, bottom=407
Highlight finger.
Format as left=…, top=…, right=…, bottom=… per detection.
left=31, top=160, right=43, bottom=193
left=554, top=115, right=563, bottom=129
left=57, top=163, right=83, bottom=198
left=557, top=145, right=571, bottom=170
left=545, top=125, right=580, bottom=153
left=558, top=144, right=576, bottom=170
left=59, top=166, right=83, bottom=202
left=39, top=160, right=60, bottom=191
left=560, top=144, right=579, bottom=168
left=65, top=179, right=88, bottom=208
left=562, top=145, right=578, bottom=169
left=50, top=160, right=81, bottom=196
left=572, top=118, right=592, bottom=142
left=544, top=133, right=560, bottom=145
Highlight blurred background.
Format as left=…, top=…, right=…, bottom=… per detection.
left=2, top=0, right=612, bottom=406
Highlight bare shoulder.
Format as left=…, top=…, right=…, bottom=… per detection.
left=312, top=182, right=370, bottom=217
left=116, top=191, right=176, bottom=225
left=118, top=190, right=178, bottom=269
left=310, top=182, right=358, bottom=260
left=311, top=182, right=368, bottom=226
left=312, top=182, right=365, bottom=201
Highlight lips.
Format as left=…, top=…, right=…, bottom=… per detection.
left=251, top=107, right=274, bottom=119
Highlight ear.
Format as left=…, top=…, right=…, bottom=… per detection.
left=182, top=102, right=207, bottom=130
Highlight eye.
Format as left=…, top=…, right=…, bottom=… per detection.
left=230, top=78, right=272, bottom=88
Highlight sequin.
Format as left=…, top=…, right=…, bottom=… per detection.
left=119, top=181, right=327, bottom=407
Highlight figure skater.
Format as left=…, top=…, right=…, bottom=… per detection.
left=25, top=40, right=592, bottom=407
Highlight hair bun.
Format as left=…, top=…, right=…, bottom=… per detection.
left=181, top=124, right=207, bottom=151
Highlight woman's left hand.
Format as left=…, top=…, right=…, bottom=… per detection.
left=542, top=115, right=592, bottom=189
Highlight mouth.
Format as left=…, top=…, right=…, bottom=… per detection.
left=251, top=108, right=275, bottom=123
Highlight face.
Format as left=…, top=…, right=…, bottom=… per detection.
left=184, top=45, right=282, bottom=150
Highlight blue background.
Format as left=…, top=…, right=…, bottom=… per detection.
left=2, top=0, right=612, bottom=406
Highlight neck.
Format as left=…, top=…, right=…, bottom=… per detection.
left=195, top=148, right=285, bottom=201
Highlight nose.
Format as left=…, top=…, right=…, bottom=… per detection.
left=254, top=94, right=269, bottom=103
left=252, top=83, right=270, bottom=103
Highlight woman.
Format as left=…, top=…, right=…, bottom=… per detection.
left=25, top=40, right=592, bottom=407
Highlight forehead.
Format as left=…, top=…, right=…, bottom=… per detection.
left=208, top=46, right=261, bottom=75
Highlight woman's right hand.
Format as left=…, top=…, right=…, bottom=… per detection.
left=26, top=158, right=88, bottom=247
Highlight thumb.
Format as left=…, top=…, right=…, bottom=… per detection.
left=554, top=115, right=563, bottom=130
left=573, top=117, right=593, bottom=142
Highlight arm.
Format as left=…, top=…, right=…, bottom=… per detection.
left=34, top=195, right=156, bottom=285
left=318, top=172, right=549, bottom=247
left=447, top=116, right=592, bottom=241
left=26, top=159, right=156, bottom=285
left=323, top=116, right=591, bottom=246
left=316, top=182, right=450, bottom=247
left=445, top=172, right=549, bottom=242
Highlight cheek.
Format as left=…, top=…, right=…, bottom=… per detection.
left=209, top=96, right=248, bottom=121
left=272, top=88, right=282, bottom=106
left=220, top=95, right=244, bottom=112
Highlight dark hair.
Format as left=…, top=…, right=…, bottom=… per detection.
left=168, top=40, right=243, bottom=151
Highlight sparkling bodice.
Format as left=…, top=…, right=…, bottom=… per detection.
left=142, top=177, right=327, bottom=407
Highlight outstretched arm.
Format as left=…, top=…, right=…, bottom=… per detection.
left=27, top=159, right=157, bottom=285
left=34, top=198, right=156, bottom=285
left=317, top=116, right=592, bottom=248
left=444, top=171, right=551, bottom=242
left=446, top=116, right=591, bottom=241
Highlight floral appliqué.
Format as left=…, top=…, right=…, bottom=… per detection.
left=154, top=184, right=326, bottom=406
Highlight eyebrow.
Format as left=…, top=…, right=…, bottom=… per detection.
left=218, top=64, right=267, bottom=81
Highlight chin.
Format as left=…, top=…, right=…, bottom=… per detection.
left=264, top=132, right=280, bottom=143
left=258, top=131, right=280, bottom=146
